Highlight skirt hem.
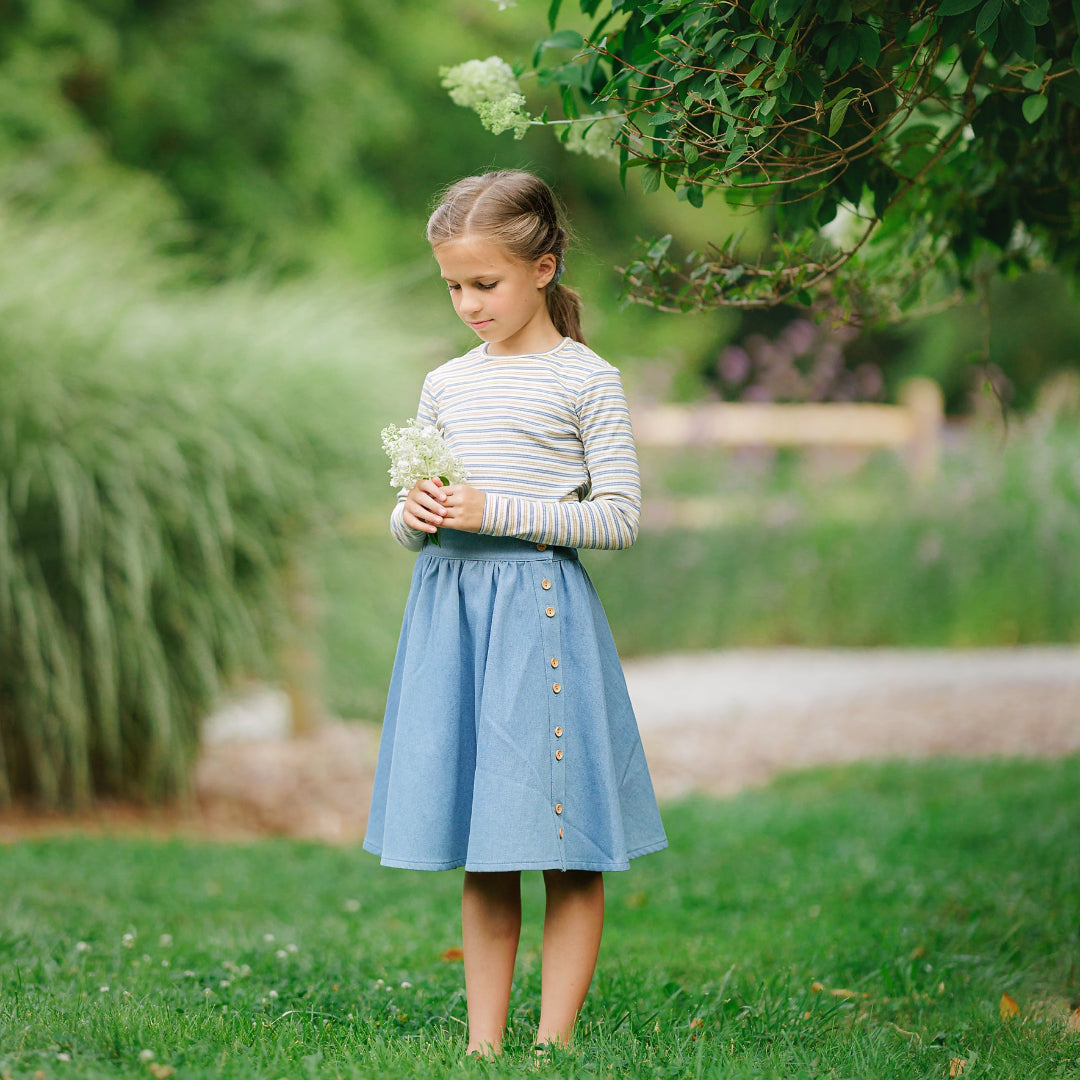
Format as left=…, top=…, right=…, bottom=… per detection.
left=363, top=836, right=668, bottom=873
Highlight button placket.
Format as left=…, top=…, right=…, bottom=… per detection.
left=535, top=561, right=566, bottom=869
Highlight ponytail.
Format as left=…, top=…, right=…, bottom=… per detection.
left=547, top=283, right=585, bottom=345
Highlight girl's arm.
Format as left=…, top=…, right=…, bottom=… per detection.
left=479, top=367, right=641, bottom=550
left=389, top=377, right=440, bottom=551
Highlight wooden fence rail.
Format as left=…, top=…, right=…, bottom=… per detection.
left=633, top=377, right=945, bottom=480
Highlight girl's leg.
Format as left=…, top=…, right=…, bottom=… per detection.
left=536, top=869, right=605, bottom=1047
left=461, top=870, right=522, bottom=1056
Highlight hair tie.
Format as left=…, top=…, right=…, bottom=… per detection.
left=548, top=254, right=566, bottom=292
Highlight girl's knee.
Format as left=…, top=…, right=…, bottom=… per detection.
left=464, top=870, right=522, bottom=896
left=543, top=869, right=603, bottom=893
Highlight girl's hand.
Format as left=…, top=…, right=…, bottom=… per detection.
left=402, top=477, right=447, bottom=534
left=439, top=483, right=486, bottom=534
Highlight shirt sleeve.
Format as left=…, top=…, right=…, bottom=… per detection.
left=479, top=366, right=641, bottom=550
left=389, top=376, right=438, bottom=551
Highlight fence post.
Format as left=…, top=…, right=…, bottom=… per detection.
left=899, top=377, right=944, bottom=482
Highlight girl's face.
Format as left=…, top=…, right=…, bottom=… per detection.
left=434, top=236, right=562, bottom=357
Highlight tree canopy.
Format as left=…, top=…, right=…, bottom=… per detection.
left=446, top=0, right=1080, bottom=320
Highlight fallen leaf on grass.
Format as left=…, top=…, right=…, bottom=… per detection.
left=148, top=1066, right=175, bottom=1079
left=440, top=947, right=464, bottom=962
left=689, top=1017, right=704, bottom=1029
left=885, top=1021, right=921, bottom=1041
left=811, top=980, right=866, bottom=999
left=1069, top=1006, right=1080, bottom=1034
left=1000, top=992, right=1020, bottom=1021
left=948, top=1058, right=967, bottom=1077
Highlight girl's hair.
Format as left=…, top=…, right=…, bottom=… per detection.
left=427, top=170, right=585, bottom=345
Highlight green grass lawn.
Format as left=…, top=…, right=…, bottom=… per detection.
left=2, top=757, right=1078, bottom=1078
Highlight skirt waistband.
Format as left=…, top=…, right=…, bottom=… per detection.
left=423, top=531, right=578, bottom=563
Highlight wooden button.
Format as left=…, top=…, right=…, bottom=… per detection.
left=554, top=726, right=563, bottom=737
left=545, top=607, right=555, bottom=618
left=555, top=749, right=563, bottom=761
left=552, top=682, right=561, bottom=694
left=536, top=544, right=548, bottom=551
left=554, top=803, right=563, bottom=815
left=541, top=579, right=552, bottom=590
left=550, top=657, right=559, bottom=669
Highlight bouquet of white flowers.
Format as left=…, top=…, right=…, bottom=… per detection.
left=381, top=419, right=468, bottom=545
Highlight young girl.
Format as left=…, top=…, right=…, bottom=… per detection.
left=363, top=170, right=667, bottom=1057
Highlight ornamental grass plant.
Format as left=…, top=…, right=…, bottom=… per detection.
left=0, top=204, right=439, bottom=809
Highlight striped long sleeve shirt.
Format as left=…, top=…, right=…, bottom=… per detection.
left=390, top=338, right=641, bottom=551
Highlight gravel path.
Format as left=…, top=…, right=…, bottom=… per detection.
left=628, top=646, right=1080, bottom=799
left=2, top=646, right=1078, bottom=843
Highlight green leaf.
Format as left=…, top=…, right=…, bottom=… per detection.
left=644, top=109, right=677, bottom=127
left=896, top=122, right=941, bottom=145
left=641, top=163, right=662, bottom=195
left=975, top=0, right=1003, bottom=38
left=1021, top=60, right=1051, bottom=90
left=829, top=95, right=853, bottom=136
left=686, top=183, right=704, bottom=209
left=541, top=29, right=585, bottom=50
left=744, top=61, right=768, bottom=87
left=684, top=143, right=699, bottom=164
left=705, top=29, right=730, bottom=53
left=561, top=84, right=579, bottom=120
left=1073, top=39, right=1080, bottom=74
left=936, top=0, right=981, bottom=15
left=825, top=29, right=861, bottom=74
left=1018, top=0, right=1049, bottom=26
left=548, top=0, right=562, bottom=31
left=1022, top=93, right=1049, bottom=122
left=1002, top=5, right=1037, bottom=59
left=855, top=24, right=881, bottom=67
left=647, top=234, right=673, bottom=261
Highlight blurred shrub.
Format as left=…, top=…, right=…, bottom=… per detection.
left=0, top=203, right=439, bottom=808
left=589, top=420, right=1080, bottom=652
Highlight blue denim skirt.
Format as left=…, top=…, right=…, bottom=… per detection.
left=363, top=530, right=668, bottom=872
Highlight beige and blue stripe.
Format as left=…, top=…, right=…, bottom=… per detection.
left=390, top=338, right=641, bottom=551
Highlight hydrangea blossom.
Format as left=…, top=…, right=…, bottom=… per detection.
left=440, top=57, right=533, bottom=140
left=476, top=94, right=532, bottom=139
left=563, top=115, right=622, bottom=162
left=381, top=420, right=468, bottom=490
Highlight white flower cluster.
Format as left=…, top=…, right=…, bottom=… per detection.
left=476, top=95, right=532, bottom=139
left=563, top=115, right=622, bottom=162
left=440, top=56, right=533, bottom=140
left=381, top=420, right=468, bottom=491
